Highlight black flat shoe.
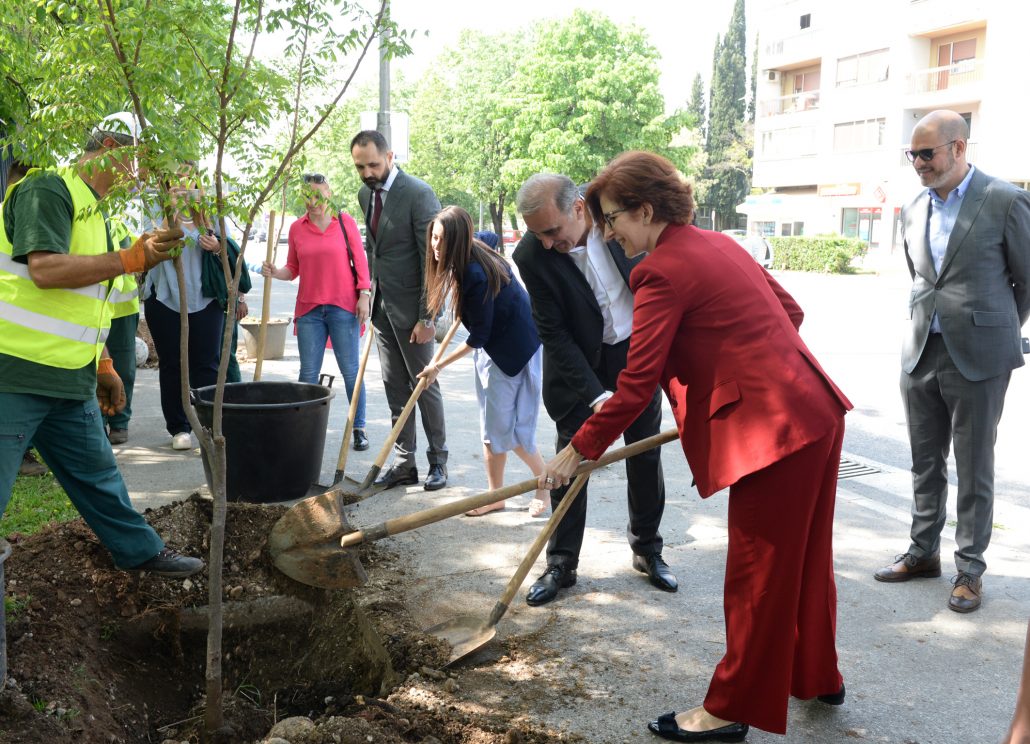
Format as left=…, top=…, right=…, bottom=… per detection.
left=373, top=463, right=418, bottom=490
left=525, top=564, right=577, bottom=607
left=633, top=552, right=679, bottom=592
left=647, top=712, right=748, bottom=742
left=424, top=463, right=447, bottom=491
left=817, top=683, right=845, bottom=705
left=352, top=429, right=369, bottom=452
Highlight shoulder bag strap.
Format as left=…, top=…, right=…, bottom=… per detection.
left=337, top=212, right=359, bottom=286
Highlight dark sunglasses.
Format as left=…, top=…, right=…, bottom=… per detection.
left=302, top=173, right=327, bottom=184
left=904, top=140, right=956, bottom=163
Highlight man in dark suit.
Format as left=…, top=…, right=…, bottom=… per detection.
left=350, top=130, right=447, bottom=490
left=512, top=173, right=676, bottom=606
left=874, top=110, right=1030, bottom=613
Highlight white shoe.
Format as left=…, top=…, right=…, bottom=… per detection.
left=171, top=432, right=192, bottom=450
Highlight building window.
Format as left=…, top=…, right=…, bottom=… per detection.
left=761, top=126, right=818, bottom=158
left=836, top=49, right=889, bottom=87
left=842, top=207, right=882, bottom=245
left=800, top=13, right=811, bottom=29
left=938, top=38, right=977, bottom=69
left=755, top=221, right=776, bottom=237
left=833, top=118, right=886, bottom=152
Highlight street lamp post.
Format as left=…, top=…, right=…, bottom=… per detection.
left=377, top=1, right=391, bottom=145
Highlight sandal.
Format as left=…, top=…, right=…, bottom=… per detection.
left=528, top=496, right=549, bottom=517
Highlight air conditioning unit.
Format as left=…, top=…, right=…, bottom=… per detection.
left=767, top=70, right=780, bottom=82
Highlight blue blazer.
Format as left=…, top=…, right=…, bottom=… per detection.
left=460, top=260, right=540, bottom=377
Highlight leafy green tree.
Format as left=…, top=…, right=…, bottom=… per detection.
left=297, top=73, right=422, bottom=225
left=504, top=9, right=670, bottom=189
left=407, top=31, right=519, bottom=240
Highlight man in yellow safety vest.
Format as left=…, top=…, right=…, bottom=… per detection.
left=0, top=113, right=203, bottom=577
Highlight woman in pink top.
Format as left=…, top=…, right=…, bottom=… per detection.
left=262, top=173, right=372, bottom=451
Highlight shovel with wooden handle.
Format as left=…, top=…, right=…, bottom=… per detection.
left=313, top=324, right=376, bottom=490
left=267, top=487, right=367, bottom=589
left=425, top=470, right=591, bottom=666
left=253, top=211, right=277, bottom=382
left=341, top=429, right=678, bottom=547
left=266, top=429, right=676, bottom=590
left=356, top=317, right=461, bottom=494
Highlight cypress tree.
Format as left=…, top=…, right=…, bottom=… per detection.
left=704, top=0, right=750, bottom=230
left=688, top=72, right=707, bottom=141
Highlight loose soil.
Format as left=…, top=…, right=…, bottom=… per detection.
left=0, top=497, right=572, bottom=743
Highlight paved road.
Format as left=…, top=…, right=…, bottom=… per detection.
left=119, top=254, right=1028, bottom=744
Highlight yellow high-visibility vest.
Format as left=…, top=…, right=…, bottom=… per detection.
left=0, top=167, right=116, bottom=368
left=108, top=217, right=140, bottom=319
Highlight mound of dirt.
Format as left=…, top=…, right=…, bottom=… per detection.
left=0, top=497, right=568, bottom=743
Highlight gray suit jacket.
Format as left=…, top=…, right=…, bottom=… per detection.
left=358, top=168, right=441, bottom=331
left=902, top=167, right=1030, bottom=381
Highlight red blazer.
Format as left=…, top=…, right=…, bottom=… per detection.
left=572, top=224, right=852, bottom=497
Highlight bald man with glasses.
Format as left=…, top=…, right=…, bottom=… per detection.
left=874, top=110, right=1030, bottom=613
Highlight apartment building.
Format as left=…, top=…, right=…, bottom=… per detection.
left=744, top=0, right=1030, bottom=251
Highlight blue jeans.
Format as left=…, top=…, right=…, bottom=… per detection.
left=296, top=304, right=366, bottom=430
left=0, top=392, right=164, bottom=568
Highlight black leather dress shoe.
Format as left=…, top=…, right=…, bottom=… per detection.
left=352, top=429, right=369, bottom=452
left=526, top=564, right=577, bottom=606
left=633, top=552, right=679, bottom=592
left=817, top=683, right=845, bottom=705
left=647, top=712, right=748, bottom=742
left=373, top=463, right=418, bottom=490
left=424, top=463, right=447, bottom=491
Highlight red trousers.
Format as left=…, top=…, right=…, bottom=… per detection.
left=703, top=417, right=845, bottom=734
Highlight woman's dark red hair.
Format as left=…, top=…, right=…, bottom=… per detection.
left=585, top=150, right=694, bottom=227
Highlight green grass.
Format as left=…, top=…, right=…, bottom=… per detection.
left=4, top=593, right=30, bottom=618
left=2, top=454, right=78, bottom=536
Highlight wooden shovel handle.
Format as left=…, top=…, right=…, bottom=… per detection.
left=253, top=211, right=277, bottom=382
left=365, top=317, right=462, bottom=473
left=491, top=471, right=589, bottom=624
left=334, top=325, right=375, bottom=474
left=341, top=428, right=677, bottom=547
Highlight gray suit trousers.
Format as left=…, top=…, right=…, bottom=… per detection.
left=900, top=334, right=1009, bottom=576
left=373, top=302, right=448, bottom=468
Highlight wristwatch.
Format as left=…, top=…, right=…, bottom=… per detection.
left=358, top=289, right=371, bottom=296
left=421, top=319, right=433, bottom=328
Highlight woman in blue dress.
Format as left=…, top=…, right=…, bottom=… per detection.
left=418, top=206, right=549, bottom=516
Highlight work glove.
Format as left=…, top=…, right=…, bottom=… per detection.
left=118, top=227, right=185, bottom=274
left=96, top=357, right=126, bottom=416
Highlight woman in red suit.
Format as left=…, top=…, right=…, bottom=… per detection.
left=540, top=151, right=852, bottom=741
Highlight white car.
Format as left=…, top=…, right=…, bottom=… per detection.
left=722, top=230, right=774, bottom=269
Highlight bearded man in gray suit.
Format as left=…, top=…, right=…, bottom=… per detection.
left=350, top=130, right=448, bottom=491
left=874, top=110, right=1030, bottom=613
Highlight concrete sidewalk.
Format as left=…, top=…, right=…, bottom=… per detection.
left=113, top=270, right=1028, bottom=744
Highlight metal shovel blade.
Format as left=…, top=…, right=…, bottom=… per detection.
left=272, top=541, right=367, bottom=590
left=424, top=616, right=495, bottom=666
left=268, top=488, right=367, bottom=589
left=427, top=473, right=593, bottom=666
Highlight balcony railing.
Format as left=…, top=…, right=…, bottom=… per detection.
left=898, top=141, right=978, bottom=167
left=760, top=89, right=820, bottom=117
left=907, top=58, right=984, bottom=94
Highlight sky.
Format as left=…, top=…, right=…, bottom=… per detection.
left=349, top=0, right=741, bottom=111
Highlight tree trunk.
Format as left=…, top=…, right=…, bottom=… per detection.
left=489, top=192, right=505, bottom=255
